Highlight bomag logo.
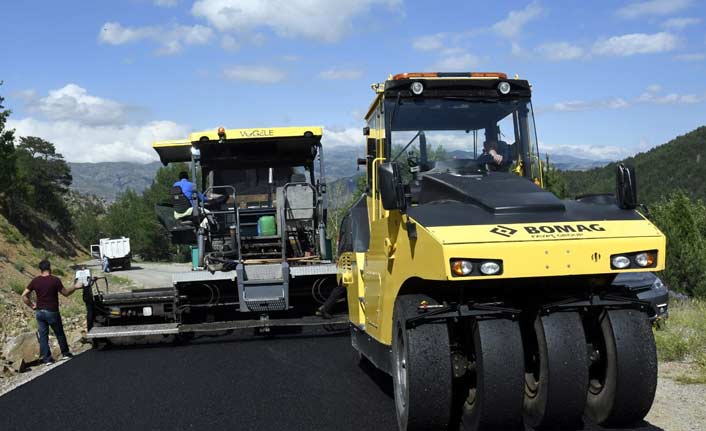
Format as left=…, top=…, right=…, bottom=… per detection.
left=239, top=129, right=275, bottom=138
left=524, top=224, right=606, bottom=234
left=490, top=225, right=518, bottom=237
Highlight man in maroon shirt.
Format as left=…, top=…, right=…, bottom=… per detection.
left=21, top=260, right=81, bottom=364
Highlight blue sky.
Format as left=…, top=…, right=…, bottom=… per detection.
left=2, top=0, right=705, bottom=163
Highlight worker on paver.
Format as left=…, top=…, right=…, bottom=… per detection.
left=173, top=171, right=214, bottom=229
left=317, top=284, right=346, bottom=319
left=21, top=260, right=81, bottom=364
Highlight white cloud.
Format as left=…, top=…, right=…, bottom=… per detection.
left=492, top=1, right=542, bottom=39
left=539, top=143, right=629, bottom=160
left=221, top=34, right=240, bottom=52
left=411, top=33, right=481, bottom=70
left=617, top=0, right=692, bottom=19
left=318, top=68, right=364, bottom=80
left=540, top=98, right=631, bottom=113
left=12, top=119, right=184, bottom=163
left=592, top=32, right=678, bottom=56
left=7, top=84, right=190, bottom=163
left=433, top=48, right=481, bottom=70
left=24, top=83, right=132, bottom=126
left=99, top=22, right=214, bottom=55
left=412, top=33, right=445, bottom=51
left=223, top=65, right=286, bottom=84
left=323, top=127, right=361, bottom=147
left=8, top=118, right=189, bottom=163
left=675, top=52, right=706, bottom=61
left=100, top=22, right=150, bottom=45
left=541, top=85, right=705, bottom=114
left=662, top=17, right=701, bottom=30
left=154, top=0, right=178, bottom=6
left=535, top=42, right=585, bottom=61
left=636, top=85, right=706, bottom=104
left=191, top=0, right=400, bottom=42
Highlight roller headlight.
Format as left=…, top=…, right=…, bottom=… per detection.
left=410, top=81, right=424, bottom=95
left=635, top=252, right=655, bottom=267
left=611, top=255, right=631, bottom=269
left=451, top=260, right=473, bottom=276
left=480, top=261, right=501, bottom=275
left=497, top=81, right=511, bottom=95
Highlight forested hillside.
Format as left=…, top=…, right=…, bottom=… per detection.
left=69, top=162, right=162, bottom=202
left=563, top=127, right=706, bottom=204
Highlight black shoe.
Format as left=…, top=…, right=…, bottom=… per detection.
left=43, top=358, right=56, bottom=366
left=316, top=307, right=333, bottom=320
left=61, top=353, right=74, bottom=360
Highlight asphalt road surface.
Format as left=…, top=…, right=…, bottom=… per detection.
left=0, top=330, right=663, bottom=431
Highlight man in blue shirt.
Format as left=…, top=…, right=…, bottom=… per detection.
left=174, top=171, right=206, bottom=203
left=173, top=171, right=211, bottom=228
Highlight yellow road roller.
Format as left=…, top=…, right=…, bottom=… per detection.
left=336, top=72, right=665, bottom=430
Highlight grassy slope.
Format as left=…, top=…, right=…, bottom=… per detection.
left=0, top=215, right=86, bottom=341
left=563, top=126, right=706, bottom=204
left=654, top=299, right=706, bottom=383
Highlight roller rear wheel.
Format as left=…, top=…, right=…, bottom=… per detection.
left=523, top=312, right=589, bottom=429
left=585, top=309, right=657, bottom=426
left=392, top=295, right=452, bottom=430
left=460, top=318, right=525, bottom=431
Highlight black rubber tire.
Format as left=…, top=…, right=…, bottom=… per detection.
left=585, top=309, right=657, bottom=426
left=523, top=312, right=589, bottom=429
left=392, top=294, right=452, bottom=430
left=461, top=318, right=525, bottom=431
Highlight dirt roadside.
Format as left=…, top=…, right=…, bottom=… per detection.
left=646, top=362, right=706, bottom=431
left=0, top=261, right=188, bottom=396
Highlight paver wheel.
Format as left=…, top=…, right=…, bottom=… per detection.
left=523, top=312, right=589, bottom=429
left=392, top=294, right=452, bottom=430
left=585, top=308, right=657, bottom=426
left=460, top=318, right=525, bottom=431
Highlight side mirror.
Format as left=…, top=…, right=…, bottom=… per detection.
left=378, top=162, right=407, bottom=211
left=615, top=163, right=637, bottom=209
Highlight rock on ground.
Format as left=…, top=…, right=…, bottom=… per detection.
left=1, top=332, right=39, bottom=372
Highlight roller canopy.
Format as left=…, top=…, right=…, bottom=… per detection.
left=152, top=126, right=323, bottom=166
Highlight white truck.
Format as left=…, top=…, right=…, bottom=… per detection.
left=90, top=237, right=132, bottom=270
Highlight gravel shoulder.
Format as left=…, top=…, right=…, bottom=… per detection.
left=85, top=260, right=191, bottom=290
left=646, top=362, right=706, bottom=431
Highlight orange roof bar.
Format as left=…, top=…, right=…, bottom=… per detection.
left=392, top=72, right=507, bottom=80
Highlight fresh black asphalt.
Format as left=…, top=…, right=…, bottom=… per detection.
left=0, top=330, right=663, bottom=431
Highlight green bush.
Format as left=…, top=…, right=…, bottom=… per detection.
left=655, top=299, right=706, bottom=382
left=13, top=261, right=25, bottom=273
left=53, top=267, right=65, bottom=277
left=654, top=329, right=689, bottom=361
left=9, top=279, right=25, bottom=295
left=650, top=192, right=706, bottom=298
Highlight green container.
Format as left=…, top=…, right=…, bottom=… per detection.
left=258, top=215, right=277, bottom=236
left=190, top=246, right=199, bottom=270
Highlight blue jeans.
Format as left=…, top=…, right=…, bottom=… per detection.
left=35, top=310, right=70, bottom=362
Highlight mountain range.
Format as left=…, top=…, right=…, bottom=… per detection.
left=562, top=126, right=706, bottom=204
left=69, top=147, right=607, bottom=202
